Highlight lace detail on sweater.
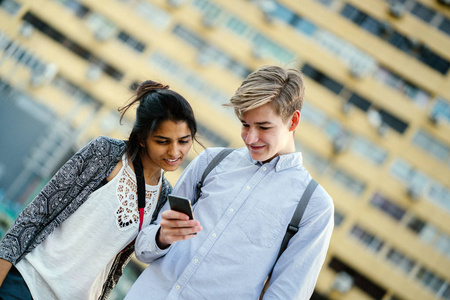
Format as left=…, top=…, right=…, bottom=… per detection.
left=115, top=168, right=159, bottom=230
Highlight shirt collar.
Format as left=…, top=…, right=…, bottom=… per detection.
left=247, top=150, right=303, bottom=171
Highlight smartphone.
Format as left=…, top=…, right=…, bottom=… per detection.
left=168, top=194, right=194, bottom=220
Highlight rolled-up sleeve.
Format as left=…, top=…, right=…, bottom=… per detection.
left=134, top=223, right=171, bottom=264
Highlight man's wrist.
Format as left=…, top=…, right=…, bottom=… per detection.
left=156, top=227, right=171, bottom=250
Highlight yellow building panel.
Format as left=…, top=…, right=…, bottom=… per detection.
left=347, top=0, right=450, bottom=60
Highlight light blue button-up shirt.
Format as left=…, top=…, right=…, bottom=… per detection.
left=125, top=147, right=334, bottom=300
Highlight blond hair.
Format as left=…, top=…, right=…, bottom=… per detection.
left=224, top=65, right=305, bottom=121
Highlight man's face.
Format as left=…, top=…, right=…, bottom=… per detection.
left=240, top=103, right=298, bottom=163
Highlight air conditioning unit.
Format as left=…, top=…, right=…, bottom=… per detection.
left=349, top=63, right=365, bottom=79
left=380, top=21, right=394, bottom=35
left=252, top=46, right=264, bottom=59
left=389, top=1, right=405, bottom=18
left=377, top=122, right=389, bottom=136
left=428, top=111, right=440, bottom=125
left=332, top=137, right=347, bottom=154
left=19, top=22, right=34, bottom=38
left=202, top=14, right=218, bottom=28
left=167, top=0, right=184, bottom=7
left=407, top=185, right=421, bottom=201
left=86, top=63, right=102, bottom=81
left=94, top=26, right=116, bottom=42
left=258, top=0, right=276, bottom=23
left=30, top=63, right=58, bottom=87
left=341, top=101, right=353, bottom=115
left=332, top=272, right=354, bottom=293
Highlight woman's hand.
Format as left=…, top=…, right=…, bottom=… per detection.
left=0, top=258, right=12, bottom=287
left=156, top=210, right=202, bottom=249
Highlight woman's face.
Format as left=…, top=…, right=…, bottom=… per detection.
left=141, top=120, right=193, bottom=172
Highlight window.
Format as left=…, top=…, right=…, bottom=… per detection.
left=411, top=2, right=436, bottom=23
left=134, top=1, right=171, bottom=29
left=349, top=224, right=384, bottom=253
left=342, top=3, right=449, bottom=74
left=385, top=247, right=416, bottom=274
left=315, top=0, right=335, bottom=7
left=427, top=182, right=450, bottom=211
left=348, top=93, right=371, bottom=111
left=417, top=45, right=450, bottom=75
left=272, top=1, right=296, bottom=24
left=197, top=122, right=229, bottom=147
left=378, top=109, right=408, bottom=134
left=351, top=136, right=388, bottom=165
left=52, top=0, right=89, bottom=18
left=430, top=98, right=450, bottom=124
left=302, top=64, right=344, bottom=94
left=329, top=257, right=387, bottom=300
left=370, top=192, right=406, bottom=221
left=173, top=24, right=251, bottom=78
left=52, top=76, right=101, bottom=106
left=292, top=17, right=318, bottom=37
left=0, top=0, right=21, bottom=15
left=22, top=12, right=124, bottom=81
left=406, top=216, right=437, bottom=244
left=435, top=233, right=450, bottom=257
left=416, top=267, right=447, bottom=295
left=149, top=52, right=231, bottom=110
left=300, top=103, right=327, bottom=127
left=374, top=67, right=430, bottom=107
left=412, top=130, right=449, bottom=161
left=117, top=31, right=146, bottom=53
left=301, top=146, right=330, bottom=174
left=334, top=210, right=345, bottom=227
left=85, top=12, right=118, bottom=41
left=438, top=17, right=450, bottom=36
left=332, top=169, right=366, bottom=196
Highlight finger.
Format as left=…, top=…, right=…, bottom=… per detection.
left=162, top=210, right=191, bottom=221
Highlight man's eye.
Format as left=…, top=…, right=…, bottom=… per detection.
left=242, top=124, right=250, bottom=128
left=260, top=127, right=270, bottom=130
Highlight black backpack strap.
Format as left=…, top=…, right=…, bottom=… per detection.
left=194, top=148, right=234, bottom=205
left=277, top=178, right=318, bottom=260
left=260, top=178, right=318, bottom=298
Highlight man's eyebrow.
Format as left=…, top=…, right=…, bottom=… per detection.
left=240, top=119, right=272, bottom=125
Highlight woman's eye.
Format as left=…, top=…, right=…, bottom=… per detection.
left=242, top=124, right=249, bottom=128
left=156, top=140, right=168, bottom=145
left=179, top=140, right=190, bottom=144
left=260, top=127, right=270, bottom=130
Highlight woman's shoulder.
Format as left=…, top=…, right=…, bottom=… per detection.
left=84, top=136, right=127, bottom=156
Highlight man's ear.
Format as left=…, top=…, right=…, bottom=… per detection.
left=289, top=110, right=301, bottom=132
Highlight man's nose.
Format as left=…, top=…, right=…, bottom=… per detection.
left=245, top=128, right=258, bottom=144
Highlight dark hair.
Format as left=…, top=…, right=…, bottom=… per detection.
left=118, top=80, right=201, bottom=163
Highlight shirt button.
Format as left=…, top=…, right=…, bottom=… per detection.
left=262, top=167, right=267, bottom=171
left=246, top=185, right=250, bottom=190
left=212, top=233, right=217, bottom=237
left=193, top=258, right=199, bottom=264
left=176, top=285, right=181, bottom=290
left=229, top=208, right=234, bottom=213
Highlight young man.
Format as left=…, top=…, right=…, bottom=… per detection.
left=125, top=65, right=334, bottom=300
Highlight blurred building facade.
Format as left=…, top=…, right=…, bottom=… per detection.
left=0, top=0, right=449, bottom=299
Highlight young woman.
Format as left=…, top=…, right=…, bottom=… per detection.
left=0, top=80, right=201, bottom=300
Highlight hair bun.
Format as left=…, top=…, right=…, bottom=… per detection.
left=136, top=80, right=169, bottom=96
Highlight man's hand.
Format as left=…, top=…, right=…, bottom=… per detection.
left=157, top=210, right=203, bottom=249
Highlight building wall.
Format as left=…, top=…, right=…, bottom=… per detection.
left=0, top=0, right=449, bottom=299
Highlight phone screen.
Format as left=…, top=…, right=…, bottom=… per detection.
left=168, top=195, right=194, bottom=220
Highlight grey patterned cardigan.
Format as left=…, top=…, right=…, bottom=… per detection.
left=0, top=136, right=172, bottom=299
